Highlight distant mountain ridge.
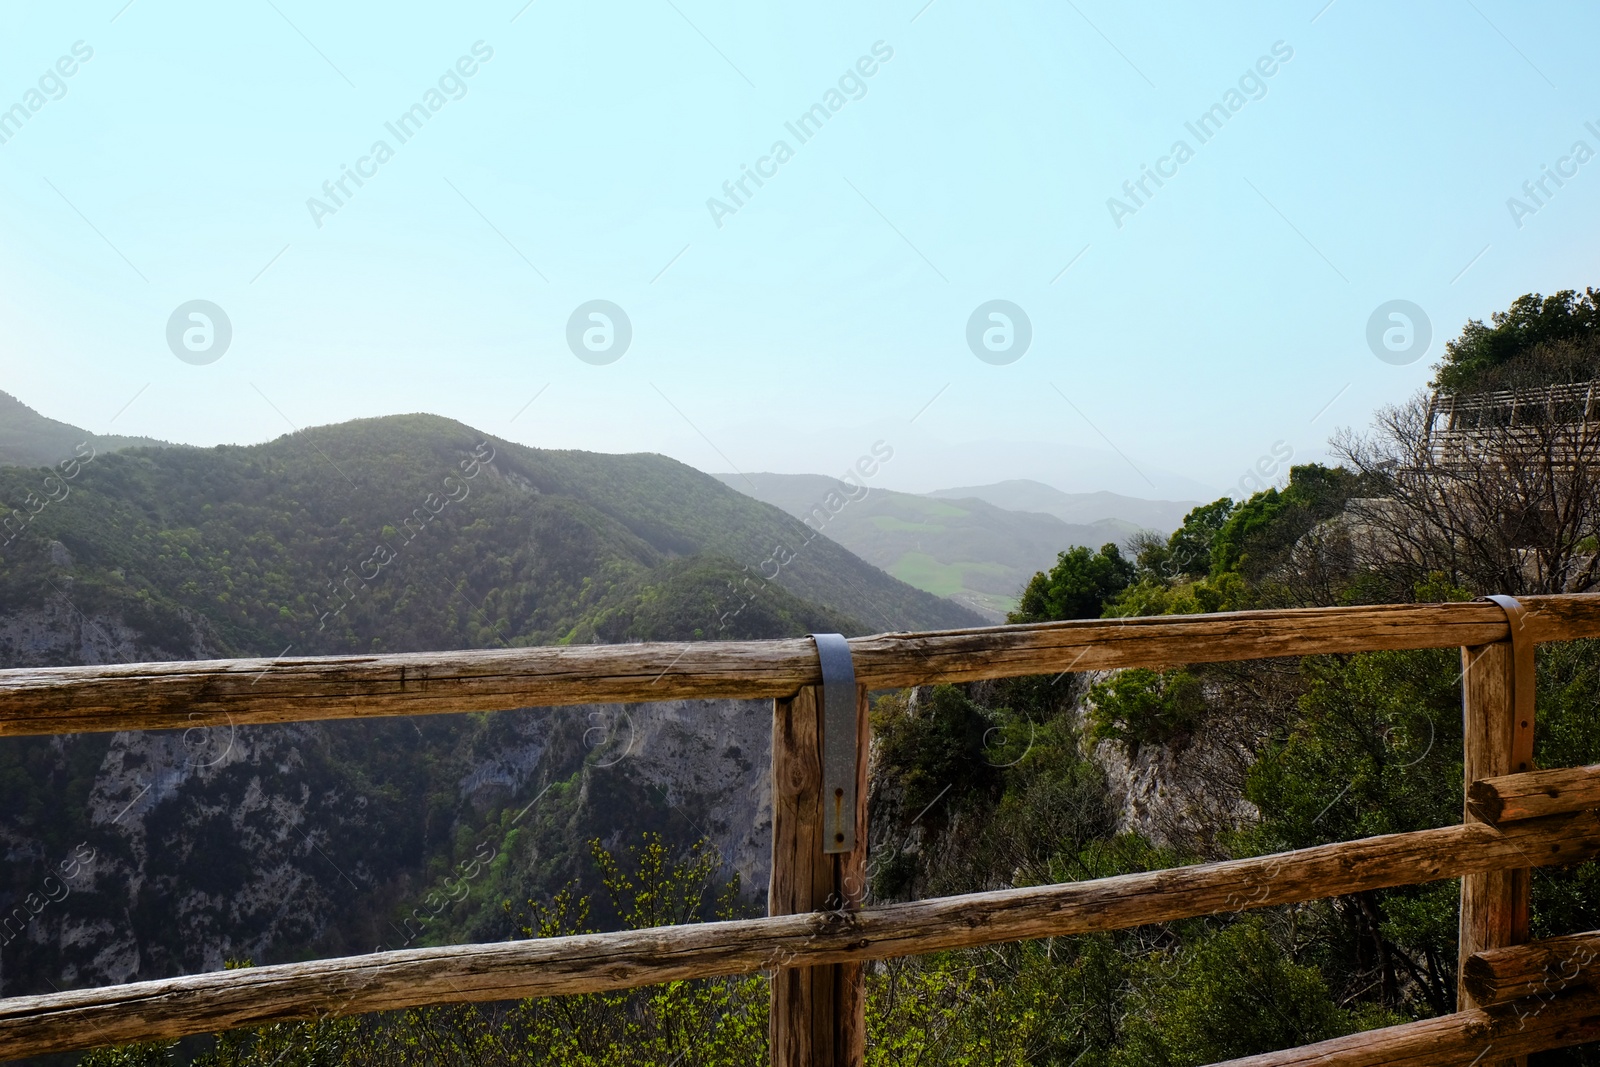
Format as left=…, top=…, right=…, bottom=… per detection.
left=714, top=472, right=1148, bottom=619
left=925, top=479, right=1197, bottom=533
left=0, top=389, right=173, bottom=468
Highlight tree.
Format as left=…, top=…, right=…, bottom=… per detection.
left=1333, top=374, right=1600, bottom=597
left=1168, top=498, right=1236, bottom=578
left=1009, top=543, right=1135, bottom=623
left=872, top=684, right=1002, bottom=823
left=1203, top=465, right=1376, bottom=608
left=1086, top=668, right=1205, bottom=756
left=1113, top=919, right=1368, bottom=1066
left=1110, top=503, right=1249, bottom=617
left=1433, top=289, right=1600, bottom=393
left=1331, top=295, right=1600, bottom=599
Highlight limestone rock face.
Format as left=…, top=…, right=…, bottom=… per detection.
left=0, top=604, right=774, bottom=998
left=1078, top=669, right=1270, bottom=860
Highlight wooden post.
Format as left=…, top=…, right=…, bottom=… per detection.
left=769, top=683, right=868, bottom=1067
left=1459, top=640, right=1535, bottom=1066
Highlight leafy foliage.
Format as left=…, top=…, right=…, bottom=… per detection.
left=1111, top=919, right=1386, bottom=1066
left=872, top=684, right=1002, bottom=822
left=1165, top=498, right=1236, bottom=579
left=93, top=834, right=766, bottom=1067
left=1086, top=668, right=1205, bottom=756
left=1009, top=543, right=1134, bottom=623
left=1207, top=465, right=1367, bottom=582
left=1106, top=465, right=1372, bottom=618
left=1433, top=288, right=1600, bottom=393
left=862, top=675, right=1383, bottom=1065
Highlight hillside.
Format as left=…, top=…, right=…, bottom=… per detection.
left=716, top=472, right=1129, bottom=619
left=0, top=412, right=980, bottom=1005
left=0, top=389, right=173, bottom=468
left=0, top=413, right=980, bottom=664
left=926, top=479, right=1197, bottom=534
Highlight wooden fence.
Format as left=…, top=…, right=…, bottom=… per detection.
left=4, top=594, right=1600, bottom=1064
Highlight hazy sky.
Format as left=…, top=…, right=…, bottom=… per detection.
left=3, top=1, right=1597, bottom=499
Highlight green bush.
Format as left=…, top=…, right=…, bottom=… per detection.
left=1010, top=543, right=1135, bottom=623
left=1086, top=669, right=1204, bottom=756
left=1112, top=919, right=1378, bottom=1066
left=872, top=684, right=1002, bottom=819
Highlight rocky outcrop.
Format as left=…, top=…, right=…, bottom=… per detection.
left=1079, top=668, right=1290, bottom=859
left=0, top=596, right=223, bottom=669
left=0, top=600, right=776, bottom=997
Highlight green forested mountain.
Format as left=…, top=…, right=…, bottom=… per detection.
left=0, top=390, right=173, bottom=469
left=0, top=412, right=980, bottom=666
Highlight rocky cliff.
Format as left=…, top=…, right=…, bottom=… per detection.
left=0, top=598, right=775, bottom=999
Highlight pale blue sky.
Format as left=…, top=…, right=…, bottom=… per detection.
left=3, top=1, right=1597, bottom=498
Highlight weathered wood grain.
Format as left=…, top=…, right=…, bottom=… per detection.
left=837, top=682, right=869, bottom=1067
left=769, top=687, right=828, bottom=1067
left=0, top=640, right=824, bottom=737
left=1514, top=593, right=1600, bottom=645
left=768, top=685, right=868, bottom=1067
left=1462, top=929, right=1600, bottom=1007
left=4, top=812, right=1597, bottom=1059
left=1459, top=642, right=1531, bottom=1018
left=1208, top=987, right=1600, bottom=1066
left=854, top=599, right=1514, bottom=690
left=1, top=597, right=1570, bottom=736
left=1468, top=765, right=1600, bottom=824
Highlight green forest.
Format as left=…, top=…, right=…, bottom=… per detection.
left=23, top=289, right=1600, bottom=1065
left=0, top=415, right=978, bottom=661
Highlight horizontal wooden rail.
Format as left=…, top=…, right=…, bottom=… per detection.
left=1468, top=765, right=1600, bottom=824
left=6, top=595, right=1600, bottom=737
left=1463, top=928, right=1600, bottom=1006
left=1209, top=987, right=1600, bottom=1066
left=3, top=812, right=1596, bottom=1058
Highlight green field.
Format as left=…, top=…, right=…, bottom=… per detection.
left=888, top=551, right=1013, bottom=597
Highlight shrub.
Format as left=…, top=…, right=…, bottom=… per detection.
left=1086, top=669, right=1204, bottom=756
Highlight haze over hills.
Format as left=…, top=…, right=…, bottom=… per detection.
left=714, top=472, right=1144, bottom=619
left=0, top=387, right=1196, bottom=627
left=926, top=480, right=1198, bottom=534
left=0, top=388, right=174, bottom=468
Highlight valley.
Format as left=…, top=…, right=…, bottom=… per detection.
left=717, top=472, right=1195, bottom=619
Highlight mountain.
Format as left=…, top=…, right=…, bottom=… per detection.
left=0, top=411, right=984, bottom=1003
left=0, top=413, right=981, bottom=664
left=0, top=389, right=173, bottom=468
left=714, top=472, right=1130, bottom=620
left=925, top=479, right=1199, bottom=534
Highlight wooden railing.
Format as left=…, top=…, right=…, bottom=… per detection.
left=5, top=595, right=1600, bottom=1064
left=1433, top=379, right=1600, bottom=430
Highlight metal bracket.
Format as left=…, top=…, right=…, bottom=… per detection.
left=810, top=633, right=858, bottom=854
left=1483, top=594, right=1536, bottom=774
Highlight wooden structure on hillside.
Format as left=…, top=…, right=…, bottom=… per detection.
left=1426, top=378, right=1600, bottom=472
left=4, top=597, right=1600, bottom=1063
